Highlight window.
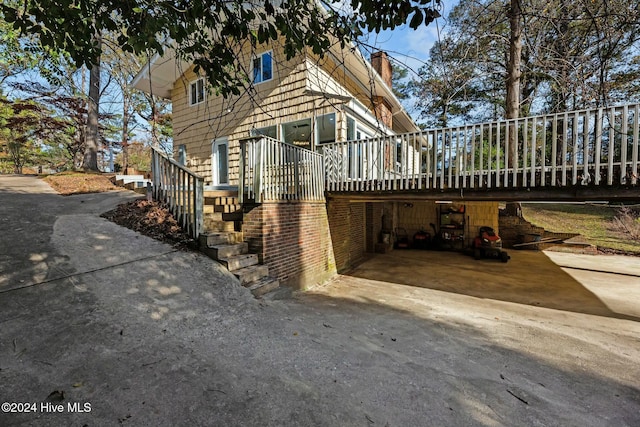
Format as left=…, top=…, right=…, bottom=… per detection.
left=190, top=78, right=205, bottom=106
left=212, top=138, right=229, bottom=186
left=347, top=116, right=355, bottom=141
left=177, top=145, right=187, bottom=166
left=316, top=113, right=336, bottom=144
left=253, top=51, right=273, bottom=84
left=346, top=115, right=373, bottom=141
left=255, top=125, right=277, bottom=139
left=282, top=118, right=312, bottom=149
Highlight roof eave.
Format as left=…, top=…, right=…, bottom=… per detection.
left=131, top=47, right=188, bottom=99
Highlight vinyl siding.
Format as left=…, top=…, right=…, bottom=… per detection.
left=171, top=41, right=404, bottom=187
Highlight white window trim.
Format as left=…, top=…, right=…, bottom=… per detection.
left=189, top=78, right=205, bottom=106
left=344, top=102, right=393, bottom=137
left=346, top=113, right=376, bottom=142
left=252, top=51, right=273, bottom=85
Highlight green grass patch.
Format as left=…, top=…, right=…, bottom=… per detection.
left=521, top=203, right=640, bottom=255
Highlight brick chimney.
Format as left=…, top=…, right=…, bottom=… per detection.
left=371, top=51, right=394, bottom=128
left=371, top=51, right=392, bottom=89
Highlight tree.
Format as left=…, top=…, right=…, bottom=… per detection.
left=411, top=0, right=640, bottom=125
left=9, top=76, right=117, bottom=171
left=0, top=94, right=65, bottom=173
left=1, top=1, right=442, bottom=100
left=391, top=63, right=411, bottom=101
left=101, top=43, right=143, bottom=172
left=410, top=34, right=481, bottom=127
left=115, top=141, right=150, bottom=172
left=0, top=19, right=36, bottom=87
left=83, top=41, right=101, bottom=171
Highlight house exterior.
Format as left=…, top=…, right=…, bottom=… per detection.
left=133, top=39, right=418, bottom=189
left=133, top=38, right=500, bottom=289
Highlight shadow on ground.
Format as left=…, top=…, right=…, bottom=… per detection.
left=1, top=261, right=639, bottom=426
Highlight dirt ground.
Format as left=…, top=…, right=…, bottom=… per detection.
left=1, top=175, right=639, bottom=426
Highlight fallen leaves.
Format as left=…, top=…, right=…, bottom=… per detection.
left=101, top=199, right=194, bottom=248
left=44, top=172, right=121, bottom=195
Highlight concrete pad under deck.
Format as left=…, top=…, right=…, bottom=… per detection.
left=338, top=249, right=640, bottom=321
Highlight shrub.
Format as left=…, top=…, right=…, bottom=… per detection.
left=611, top=207, right=640, bottom=241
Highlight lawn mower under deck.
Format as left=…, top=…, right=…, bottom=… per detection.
left=472, top=226, right=510, bottom=262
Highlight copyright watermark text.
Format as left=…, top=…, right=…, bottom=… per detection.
left=2, top=402, right=91, bottom=413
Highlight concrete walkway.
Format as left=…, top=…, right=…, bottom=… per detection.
left=1, top=175, right=639, bottom=426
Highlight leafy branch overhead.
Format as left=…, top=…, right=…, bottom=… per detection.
left=1, top=0, right=441, bottom=97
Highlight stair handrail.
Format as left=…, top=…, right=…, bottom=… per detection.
left=150, top=145, right=204, bottom=239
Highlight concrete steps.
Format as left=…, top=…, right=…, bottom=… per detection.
left=114, top=174, right=151, bottom=189
left=248, top=277, right=280, bottom=297
left=203, top=242, right=248, bottom=259
left=203, top=190, right=242, bottom=233
left=204, top=218, right=237, bottom=232
left=199, top=232, right=243, bottom=247
left=234, top=265, right=270, bottom=285
left=219, top=253, right=259, bottom=271
left=199, top=231, right=280, bottom=298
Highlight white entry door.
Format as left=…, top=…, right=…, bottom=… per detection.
left=211, top=137, right=229, bottom=186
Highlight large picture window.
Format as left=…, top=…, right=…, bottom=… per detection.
left=282, top=118, right=311, bottom=149
left=253, top=51, right=273, bottom=84
left=189, top=78, right=205, bottom=106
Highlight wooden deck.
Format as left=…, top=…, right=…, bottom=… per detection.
left=321, top=103, right=640, bottom=201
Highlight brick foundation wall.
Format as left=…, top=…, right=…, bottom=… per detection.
left=327, top=199, right=367, bottom=272
left=327, top=199, right=349, bottom=271
left=349, top=203, right=366, bottom=264
left=499, top=213, right=579, bottom=248
left=243, top=201, right=336, bottom=290
left=241, top=198, right=502, bottom=288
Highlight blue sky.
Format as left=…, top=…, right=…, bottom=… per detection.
left=362, top=0, right=458, bottom=78
left=364, top=21, right=440, bottom=75
left=356, top=0, right=459, bottom=118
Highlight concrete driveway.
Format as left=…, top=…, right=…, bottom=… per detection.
left=1, top=175, right=639, bottom=426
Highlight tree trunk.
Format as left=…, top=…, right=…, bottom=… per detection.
left=122, top=105, right=129, bottom=173
left=505, top=0, right=523, bottom=216
left=505, top=0, right=522, bottom=124
left=82, top=36, right=101, bottom=171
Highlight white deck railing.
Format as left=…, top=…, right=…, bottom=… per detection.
left=321, top=103, right=640, bottom=192
left=239, top=136, right=325, bottom=203
left=151, top=146, right=204, bottom=239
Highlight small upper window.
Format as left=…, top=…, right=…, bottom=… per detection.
left=253, top=51, right=273, bottom=84
left=189, top=78, right=205, bottom=106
